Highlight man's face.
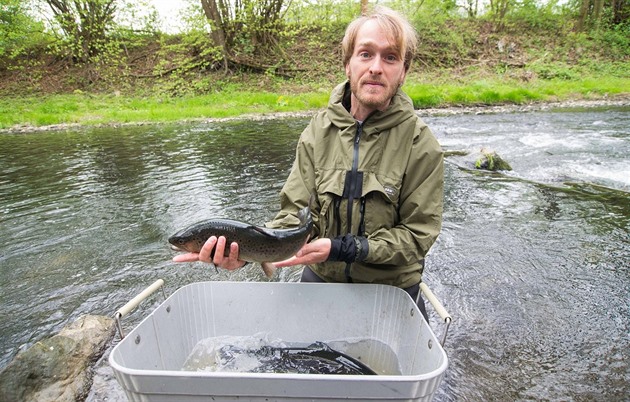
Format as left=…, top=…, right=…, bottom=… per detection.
left=345, top=19, right=407, bottom=117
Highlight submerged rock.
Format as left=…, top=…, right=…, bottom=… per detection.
left=475, top=148, right=512, bottom=171
left=0, top=314, right=115, bottom=402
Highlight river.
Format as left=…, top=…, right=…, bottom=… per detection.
left=0, top=106, right=628, bottom=401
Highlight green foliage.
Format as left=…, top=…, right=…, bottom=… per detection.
left=414, top=19, right=478, bottom=68
left=506, top=0, right=571, bottom=30
left=403, top=84, right=444, bottom=108
left=151, top=32, right=224, bottom=96
left=0, top=0, right=47, bottom=59
left=0, top=0, right=628, bottom=108
left=475, top=150, right=512, bottom=171
left=531, top=62, right=579, bottom=80
left=283, top=0, right=359, bottom=27
left=0, top=89, right=329, bottom=128
left=590, top=22, right=630, bottom=58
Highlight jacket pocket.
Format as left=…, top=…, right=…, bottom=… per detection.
left=362, top=172, right=401, bottom=235
left=316, top=169, right=345, bottom=238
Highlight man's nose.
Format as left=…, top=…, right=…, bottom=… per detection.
left=369, top=56, right=384, bottom=74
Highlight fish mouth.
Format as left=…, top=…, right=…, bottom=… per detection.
left=170, top=244, right=185, bottom=251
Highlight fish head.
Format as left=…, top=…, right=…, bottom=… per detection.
left=168, top=229, right=205, bottom=253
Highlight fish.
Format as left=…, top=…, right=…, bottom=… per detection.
left=216, top=341, right=377, bottom=375
left=168, top=200, right=314, bottom=277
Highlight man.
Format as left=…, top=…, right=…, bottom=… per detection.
left=174, top=6, right=443, bottom=319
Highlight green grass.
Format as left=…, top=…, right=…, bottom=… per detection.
left=0, top=73, right=628, bottom=129
left=404, top=73, right=630, bottom=108
left=0, top=90, right=331, bottom=129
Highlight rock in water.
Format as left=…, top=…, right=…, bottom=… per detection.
left=0, top=314, right=115, bottom=402
left=475, top=148, right=512, bottom=171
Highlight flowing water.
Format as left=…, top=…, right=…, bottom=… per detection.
left=0, top=107, right=628, bottom=401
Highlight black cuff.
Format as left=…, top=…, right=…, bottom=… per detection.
left=327, top=235, right=368, bottom=263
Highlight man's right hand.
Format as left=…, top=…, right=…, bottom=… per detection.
left=172, top=235, right=246, bottom=271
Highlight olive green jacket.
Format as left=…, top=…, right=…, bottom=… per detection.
left=268, top=81, right=444, bottom=288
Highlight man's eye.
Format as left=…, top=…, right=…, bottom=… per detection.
left=386, top=55, right=398, bottom=62
left=359, top=52, right=370, bottom=58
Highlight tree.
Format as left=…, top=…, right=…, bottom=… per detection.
left=199, top=0, right=228, bottom=72
left=198, top=0, right=287, bottom=72
left=576, top=0, right=630, bottom=29
left=461, top=0, right=480, bottom=18
left=44, top=0, right=117, bottom=62
left=489, top=0, right=513, bottom=24
left=0, top=0, right=46, bottom=59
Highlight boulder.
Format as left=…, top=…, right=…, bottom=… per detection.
left=475, top=148, right=512, bottom=171
left=0, top=314, right=115, bottom=402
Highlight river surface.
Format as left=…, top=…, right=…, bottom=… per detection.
left=1, top=107, right=628, bottom=401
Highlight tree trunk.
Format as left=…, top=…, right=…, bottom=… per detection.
left=593, top=0, right=604, bottom=28
left=577, top=0, right=591, bottom=31
left=45, top=0, right=116, bottom=63
left=200, top=0, right=229, bottom=72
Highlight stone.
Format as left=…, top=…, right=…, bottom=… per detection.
left=475, top=148, right=512, bottom=171
left=0, top=314, right=115, bottom=402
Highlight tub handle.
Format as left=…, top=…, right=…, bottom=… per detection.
left=114, top=279, right=165, bottom=339
left=420, top=282, right=452, bottom=347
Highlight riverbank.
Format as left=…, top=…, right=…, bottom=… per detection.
left=2, top=15, right=628, bottom=133
left=2, top=94, right=628, bottom=134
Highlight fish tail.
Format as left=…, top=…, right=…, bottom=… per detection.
left=261, top=262, right=277, bottom=278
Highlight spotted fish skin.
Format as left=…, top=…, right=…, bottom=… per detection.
left=169, top=203, right=313, bottom=277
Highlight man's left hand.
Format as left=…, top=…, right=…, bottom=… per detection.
left=274, top=238, right=332, bottom=267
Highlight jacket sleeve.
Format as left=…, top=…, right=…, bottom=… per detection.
left=266, top=118, right=319, bottom=233
left=365, top=123, right=444, bottom=266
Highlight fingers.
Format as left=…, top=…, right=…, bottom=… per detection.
left=199, top=236, right=218, bottom=263
left=273, top=256, right=300, bottom=268
left=213, top=238, right=242, bottom=271
left=274, top=239, right=331, bottom=268
left=172, top=253, right=201, bottom=262
left=172, top=236, right=245, bottom=270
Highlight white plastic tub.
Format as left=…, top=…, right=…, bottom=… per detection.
left=109, top=281, right=448, bottom=401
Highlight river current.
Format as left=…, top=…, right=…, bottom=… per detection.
left=0, top=106, right=628, bottom=401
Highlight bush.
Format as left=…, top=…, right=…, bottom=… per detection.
left=0, top=1, right=48, bottom=60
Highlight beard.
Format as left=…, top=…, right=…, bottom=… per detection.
left=348, top=73, right=402, bottom=111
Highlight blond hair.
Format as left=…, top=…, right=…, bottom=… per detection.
left=341, top=6, right=418, bottom=72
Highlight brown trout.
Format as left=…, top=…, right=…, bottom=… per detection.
left=169, top=203, right=313, bottom=277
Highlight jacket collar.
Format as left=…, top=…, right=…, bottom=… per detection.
left=327, top=81, right=416, bottom=135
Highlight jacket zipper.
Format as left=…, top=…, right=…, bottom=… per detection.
left=346, top=122, right=363, bottom=234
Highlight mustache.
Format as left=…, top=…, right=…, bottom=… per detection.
left=360, top=77, right=385, bottom=86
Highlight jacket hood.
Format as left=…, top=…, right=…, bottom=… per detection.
left=327, top=81, right=417, bottom=135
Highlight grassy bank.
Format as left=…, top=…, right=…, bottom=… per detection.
left=1, top=69, right=628, bottom=130
left=1, top=12, right=629, bottom=131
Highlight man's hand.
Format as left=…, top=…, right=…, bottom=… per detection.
left=273, top=238, right=332, bottom=268
left=172, top=236, right=246, bottom=270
